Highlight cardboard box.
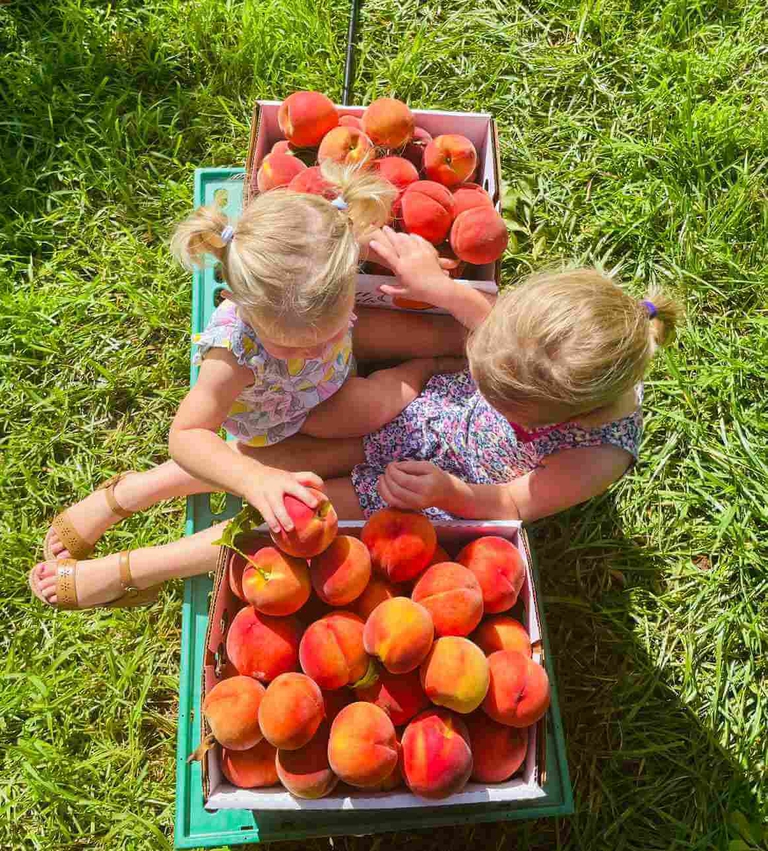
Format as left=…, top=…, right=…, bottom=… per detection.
left=200, top=520, right=549, bottom=812
left=245, top=101, right=502, bottom=314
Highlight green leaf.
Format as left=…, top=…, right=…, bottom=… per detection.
left=212, top=504, right=268, bottom=574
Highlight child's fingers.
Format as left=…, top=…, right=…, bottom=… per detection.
left=268, top=494, right=294, bottom=532
left=368, top=240, right=397, bottom=270
left=377, top=475, right=406, bottom=509
left=386, top=464, right=426, bottom=494
left=390, top=460, right=435, bottom=476
left=254, top=499, right=281, bottom=534
left=283, top=481, right=319, bottom=510
left=378, top=284, right=408, bottom=297
left=380, top=471, right=420, bottom=507
left=294, top=472, right=324, bottom=492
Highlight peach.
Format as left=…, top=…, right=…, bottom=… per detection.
left=370, top=760, right=404, bottom=792
left=376, top=156, right=419, bottom=194
left=310, top=535, right=372, bottom=607
left=402, top=708, right=472, bottom=799
left=465, top=712, right=528, bottom=783
left=363, top=597, right=434, bottom=674
left=450, top=207, right=509, bottom=265
left=317, top=126, right=374, bottom=167
left=288, top=165, right=336, bottom=199
left=221, top=738, right=279, bottom=788
left=456, top=536, right=525, bottom=613
left=355, top=668, right=429, bottom=726
left=299, top=611, right=370, bottom=690
left=328, top=702, right=398, bottom=788
left=339, top=114, right=363, bottom=130
left=241, top=546, right=310, bottom=616
left=412, top=562, right=483, bottom=637
left=392, top=297, right=435, bottom=311
left=403, top=126, right=433, bottom=171
left=362, top=97, right=414, bottom=149
left=424, top=134, right=477, bottom=187
left=322, top=688, right=352, bottom=724
left=229, top=534, right=272, bottom=601
left=420, top=636, right=489, bottom=714
left=256, top=153, right=307, bottom=192
left=258, top=672, right=324, bottom=750
left=451, top=182, right=493, bottom=216
left=271, top=140, right=294, bottom=156
left=226, top=606, right=302, bottom=682
left=483, top=650, right=551, bottom=727
left=361, top=508, right=437, bottom=583
left=276, top=722, right=338, bottom=798
left=278, top=91, right=338, bottom=148
left=472, top=615, right=531, bottom=658
left=398, top=181, right=455, bottom=245
left=271, top=488, right=338, bottom=558
left=203, top=676, right=265, bottom=750
left=354, top=576, right=399, bottom=620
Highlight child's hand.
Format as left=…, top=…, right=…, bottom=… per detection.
left=376, top=461, right=453, bottom=511
left=243, top=468, right=324, bottom=534
left=369, top=227, right=454, bottom=305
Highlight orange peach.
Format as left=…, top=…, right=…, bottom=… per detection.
left=221, top=738, right=279, bottom=788
left=270, top=489, right=338, bottom=558
left=317, top=126, right=374, bottom=167
left=420, top=636, right=489, bottom=714
left=398, top=180, right=455, bottom=244
left=361, top=508, right=437, bottom=583
left=226, top=607, right=302, bottom=682
left=465, top=711, right=528, bottom=783
left=278, top=91, right=339, bottom=148
left=483, top=650, right=551, bottom=727
left=322, top=688, right=352, bottom=724
left=451, top=182, right=493, bottom=216
left=288, top=165, right=336, bottom=199
left=203, top=676, right=265, bottom=750
left=299, top=611, right=370, bottom=690
left=328, top=702, right=399, bottom=788
left=363, top=597, right=434, bottom=674
left=370, top=760, right=404, bottom=792
left=258, top=672, right=324, bottom=750
left=376, top=156, right=419, bottom=194
left=456, top=536, right=525, bottom=613
left=339, top=114, right=364, bottom=130
left=355, top=668, right=429, bottom=726
left=310, top=535, right=372, bottom=607
left=472, top=615, right=531, bottom=658
left=402, top=708, right=472, bottom=799
left=271, top=140, right=294, bottom=156
left=241, top=546, right=310, bottom=616
left=229, top=535, right=271, bottom=601
left=450, top=207, right=509, bottom=265
left=256, top=153, right=307, bottom=192
left=362, top=97, right=414, bottom=149
left=354, top=576, right=399, bottom=621
left=403, top=126, right=433, bottom=171
left=424, top=134, right=477, bottom=187
left=276, top=722, right=339, bottom=798
left=412, top=562, right=484, bottom=637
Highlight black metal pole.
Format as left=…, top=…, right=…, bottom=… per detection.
left=342, top=0, right=361, bottom=105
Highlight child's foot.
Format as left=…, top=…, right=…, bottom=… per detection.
left=29, top=554, right=129, bottom=609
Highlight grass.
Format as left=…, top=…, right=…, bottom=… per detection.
left=1, top=0, right=767, bottom=848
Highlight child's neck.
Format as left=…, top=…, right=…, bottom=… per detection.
left=570, top=387, right=639, bottom=428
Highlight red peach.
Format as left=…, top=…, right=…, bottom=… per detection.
left=420, top=636, right=490, bottom=714
left=363, top=597, right=434, bottom=674
left=299, top=611, right=370, bottom=690
left=483, top=651, right=551, bottom=727
left=412, top=562, right=484, bottom=637
left=317, top=126, right=374, bottom=167
left=424, top=134, right=478, bottom=187
left=354, top=576, right=400, bottom=621
left=451, top=182, right=494, bottom=216
left=271, top=489, right=338, bottom=558
left=256, top=153, right=307, bottom=192
left=450, top=207, right=509, bottom=265
left=402, top=126, right=433, bottom=171
left=398, top=181, right=455, bottom=245
left=310, top=535, right=372, bottom=607
left=271, top=140, right=294, bottom=156
left=328, top=702, right=399, bottom=788
left=465, top=711, right=528, bottom=783
left=229, top=534, right=272, bottom=601
left=402, top=708, right=472, bottom=799
left=339, top=114, right=363, bottom=130
left=361, top=508, right=437, bottom=583
left=203, top=676, right=265, bottom=750
left=288, top=165, right=336, bottom=199
left=276, top=722, right=339, bottom=798
left=456, top=536, right=526, bottom=613
left=241, top=546, right=310, bottom=617
left=472, top=615, right=532, bottom=658
left=221, top=738, right=279, bottom=788
left=226, top=606, right=302, bottom=682
left=376, top=156, right=419, bottom=194
left=278, top=91, right=339, bottom=148
left=258, top=672, right=324, bottom=750
left=362, top=97, right=414, bottom=149
left=355, top=668, right=429, bottom=726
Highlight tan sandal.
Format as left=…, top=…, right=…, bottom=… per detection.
left=44, top=472, right=137, bottom=561
left=53, top=551, right=160, bottom=611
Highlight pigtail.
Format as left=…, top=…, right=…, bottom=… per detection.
left=171, top=205, right=232, bottom=270
left=320, top=161, right=397, bottom=239
left=643, top=289, right=683, bottom=352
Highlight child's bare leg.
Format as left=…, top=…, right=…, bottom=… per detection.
left=301, top=356, right=465, bottom=439
left=237, top=434, right=365, bottom=480
left=353, top=307, right=468, bottom=361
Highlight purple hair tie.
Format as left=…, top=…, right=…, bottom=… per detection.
left=641, top=299, right=657, bottom=319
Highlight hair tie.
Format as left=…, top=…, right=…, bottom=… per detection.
left=331, top=196, right=349, bottom=211
left=221, top=225, right=235, bottom=244
left=641, top=299, right=657, bottom=319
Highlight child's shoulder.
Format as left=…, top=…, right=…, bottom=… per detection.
left=193, top=301, right=266, bottom=368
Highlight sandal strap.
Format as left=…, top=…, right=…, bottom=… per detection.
left=56, top=560, right=79, bottom=610
left=51, top=512, right=93, bottom=561
left=118, top=550, right=137, bottom=592
left=97, top=472, right=136, bottom=519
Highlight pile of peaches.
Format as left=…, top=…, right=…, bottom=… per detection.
left=202, top=491, right=549, bottom=802
left=255, top=91, right=509, bottom=284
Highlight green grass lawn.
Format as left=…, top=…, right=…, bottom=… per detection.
left=2, top=0, right=767, bottom=848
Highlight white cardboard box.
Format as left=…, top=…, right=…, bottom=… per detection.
left=245, top=101, right=502, bottom=314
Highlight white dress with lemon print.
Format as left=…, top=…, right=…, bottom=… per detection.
left=192, top=301, right=355, bottom=446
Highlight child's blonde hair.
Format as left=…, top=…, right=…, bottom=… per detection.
left=468, top=268, right=682, bottom=423
left=171, top=163, right=397, bottom=338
